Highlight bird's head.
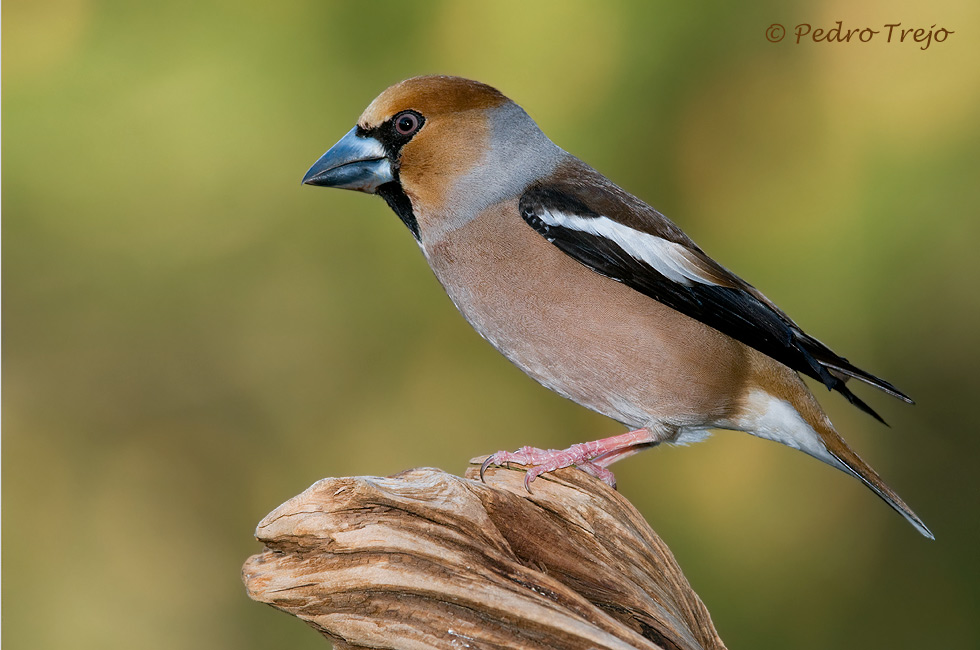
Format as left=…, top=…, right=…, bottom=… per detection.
left=303, top=76, right=562, bottom=241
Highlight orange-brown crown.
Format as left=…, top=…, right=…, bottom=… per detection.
left=358, top=76, right=509, bottom=129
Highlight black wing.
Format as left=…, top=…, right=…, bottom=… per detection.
left=519, top=184, right=912, bottom=423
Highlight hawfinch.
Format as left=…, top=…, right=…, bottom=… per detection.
left=303, top=75, right=931, bottom=538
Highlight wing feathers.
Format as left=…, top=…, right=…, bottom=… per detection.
left=537, top=208, right=722, bottom=286
left=519, top=181, right=911, bottom=418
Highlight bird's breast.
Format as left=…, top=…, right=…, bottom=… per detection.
left=419, top=199, right=752, bottom=430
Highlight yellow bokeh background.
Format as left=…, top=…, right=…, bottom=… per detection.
left=4, top=1, right=979, bottom=648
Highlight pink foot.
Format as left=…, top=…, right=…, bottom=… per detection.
left=479, top=428, right=662, bottom=491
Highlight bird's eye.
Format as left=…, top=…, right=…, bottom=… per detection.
left=394, top=111, right=421, bottom=136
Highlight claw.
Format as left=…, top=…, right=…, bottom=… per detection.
left=479, top=455, right=493, bottom=483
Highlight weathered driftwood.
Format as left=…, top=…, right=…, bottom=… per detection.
left=243, top=459, right=726, bottom=650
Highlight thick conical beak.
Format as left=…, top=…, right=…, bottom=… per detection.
left=302, top=127, right=393, bottom=193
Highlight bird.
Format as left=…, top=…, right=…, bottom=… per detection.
left=302, top=75, right=932, bottom=539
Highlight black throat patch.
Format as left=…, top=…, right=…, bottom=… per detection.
left=376, top=182, right=419, bottom=240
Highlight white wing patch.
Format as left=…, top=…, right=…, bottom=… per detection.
left=538, top=209, right=718, bottom=286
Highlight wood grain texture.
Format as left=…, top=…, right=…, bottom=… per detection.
left=243, top=460, right=726, bottom=650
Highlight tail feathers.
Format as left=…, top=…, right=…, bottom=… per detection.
left=825, top=440, right=934, bottom=540
left=736, top=370, right=928, bottom=537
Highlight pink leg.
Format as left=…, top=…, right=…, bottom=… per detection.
left=480, top=427, right=671, bottom=491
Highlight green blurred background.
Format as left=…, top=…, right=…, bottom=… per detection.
left=4, top=0, right=979, bottom=648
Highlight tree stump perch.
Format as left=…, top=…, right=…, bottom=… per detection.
left=243, top=459, right=726, bottom=650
